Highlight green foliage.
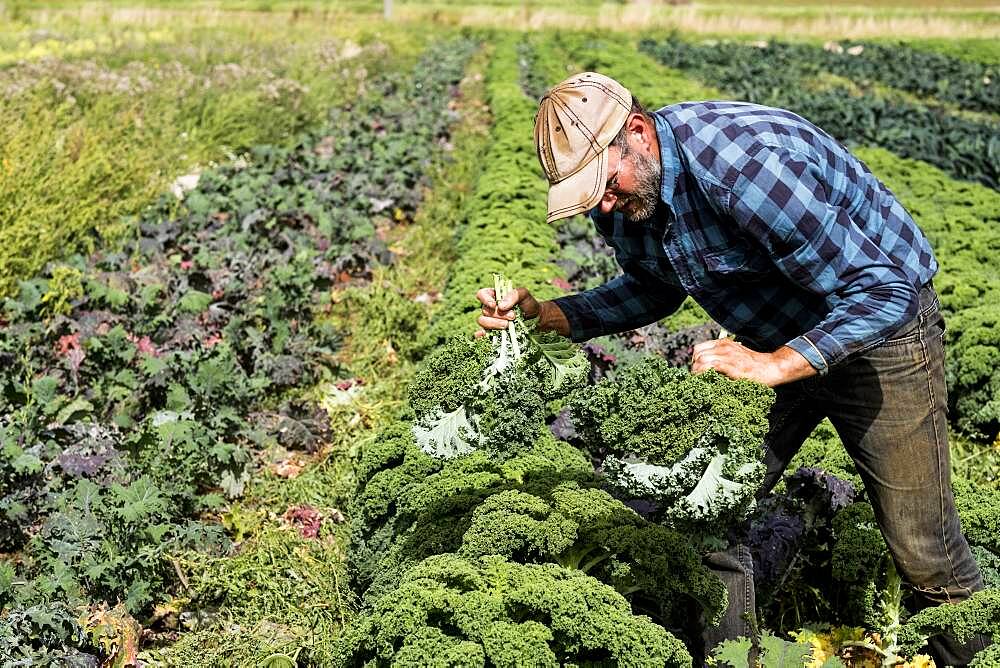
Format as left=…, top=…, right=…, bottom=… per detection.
left=410, top=275, right=587, bottom=460
left=337, top=554, right=692, bottom=667
left=423, top=36, right=566, bottom=348
left=0, top=601, right=98, bottom=665
left=39, top=265, right=86, bottom=318
left=953, top=477, right=1000, bottom=589
left=855, top=147, right=1000, bottom=440
left=570, top=357, right=773, bottom=533
left=777, top=40, right=998, bottom=115
left=904, top=38, right=1000, bottom=67
left=830, top=502, right=891, bottom=627
left=0, top=23, right=428, bottom=298
left=408, top=335, right=493, bottom=419
left=639, top=36, right=1000, bottom=191
left=713, top=631, right=814, bottom=667
left=349, top=429, right=592, bottom=594
left=458, top=483, right=728, bottom=625
left=898, top=588, right=1000, bottom=659
left=144, top=526, right=356, bottom=666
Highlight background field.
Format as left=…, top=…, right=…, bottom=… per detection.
left=2, top=0, right=999, bottom=665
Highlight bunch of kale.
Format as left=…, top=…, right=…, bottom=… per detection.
left=569, top=356, right=774, bottom=536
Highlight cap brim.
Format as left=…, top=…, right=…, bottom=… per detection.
left=545, top=147, right=608, bottom=224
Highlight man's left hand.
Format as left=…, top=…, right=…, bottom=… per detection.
left=691, top=339, right=817, bottom=387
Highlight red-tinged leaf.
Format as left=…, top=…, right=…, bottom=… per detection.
left=283, top=504, right=323, bottom=539
left=57, top=333, right=81, bottom=355
left=551, top=277, right=573, bottom=291
left=127, top=333, right=159, bottom=357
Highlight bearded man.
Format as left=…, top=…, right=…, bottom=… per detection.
left=475, top=72, right=990, bottom=666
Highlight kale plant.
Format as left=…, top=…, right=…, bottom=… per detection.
left=337, top=554, right=692, bottom=667
left=409, top=273, right=588, bottom=460
left=569, top=356, right=774, bottom=534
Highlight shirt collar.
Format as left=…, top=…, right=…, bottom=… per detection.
left=652, top=110, right=680, bottom=210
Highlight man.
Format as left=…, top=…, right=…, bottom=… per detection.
left=475, top=72, right=989, bottom=665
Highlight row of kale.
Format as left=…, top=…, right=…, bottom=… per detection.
left=0, top=39, right=477, bottom=663
left=639, top=36, right=1000, bottom=193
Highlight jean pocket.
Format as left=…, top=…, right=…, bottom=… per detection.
left=880, top=313, right=922, bottom=347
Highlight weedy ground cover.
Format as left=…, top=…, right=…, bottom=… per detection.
left=0, top=9, right=433, bottom=297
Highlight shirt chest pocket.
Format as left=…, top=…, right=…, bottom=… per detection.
left=702, top=244, right=773, bottom=281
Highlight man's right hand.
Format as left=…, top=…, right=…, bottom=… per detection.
left=474, top=286, right=571, bottom=338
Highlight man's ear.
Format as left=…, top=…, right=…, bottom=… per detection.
left=626, top=113, right=654, bottom=152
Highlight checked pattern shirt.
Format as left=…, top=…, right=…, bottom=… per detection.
left=551, top=101, right=938, bottom=374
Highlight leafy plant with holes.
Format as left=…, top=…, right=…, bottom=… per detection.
left=409, top=273, right=588, bottom=460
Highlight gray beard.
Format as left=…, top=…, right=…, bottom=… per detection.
left=619, top=150, right=662, bottom=222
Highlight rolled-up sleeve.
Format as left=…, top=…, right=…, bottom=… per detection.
left=726, top=146, right=919, bottom=373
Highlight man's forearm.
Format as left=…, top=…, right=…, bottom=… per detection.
left=534, top=300, right=571, bottom=338
left=769, top=345, right=818, bottom=386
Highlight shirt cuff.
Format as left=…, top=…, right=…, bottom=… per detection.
left=785, top=329, right=847, bottom=376
left=551, top=294, right=605, bottom=343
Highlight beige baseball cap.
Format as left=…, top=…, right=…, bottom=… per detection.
left=534, top=72, right=632, bottom=223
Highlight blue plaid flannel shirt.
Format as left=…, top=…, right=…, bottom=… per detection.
left=551, top=101, right=938, bottom=374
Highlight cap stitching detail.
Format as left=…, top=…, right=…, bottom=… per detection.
left=548, top=150, right=605, bottom=218
left=536, top=107, right=559, bottom=180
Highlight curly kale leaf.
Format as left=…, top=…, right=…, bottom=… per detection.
left=412, top=406, right=481, bottom=459
left=337, top=554, right=692, bottom=667
left=571, top=357, right=774, bottom=464
left=407, top=335, right=493, bottom=420
left=713, top=630, right=814, bottom=667
left=569, top=357, right=773, bottom=533
left=524, top=329, right=589, bottom=393
left=458, top=483, right=728, bottom=626
left=898, top=588, right=1000, bottom=659
left=831, top=502, right=890, bottom=626
left=350, top=430, right=592, bottom=596
left=602, top=442, right=764, bottom=534
left=408, top=274, right=588, bottom=461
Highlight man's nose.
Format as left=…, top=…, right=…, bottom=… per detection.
left=599, top=193, right=617, bottom=215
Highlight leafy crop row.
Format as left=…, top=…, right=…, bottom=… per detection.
left=0, top=37, right=477, bottom=663
left=854, top=147, right=1000, bottom=440
left=787, top=40, right=998, bottom=116
left=639, top=36, right=1000, bottom=192
left=335, top=36, right=811, bottom=667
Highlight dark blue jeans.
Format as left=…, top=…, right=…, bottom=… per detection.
left=702, top=284, right=990, bottom=666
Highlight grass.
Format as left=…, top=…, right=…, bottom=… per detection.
left=389, top=3, right=1000, bottom=39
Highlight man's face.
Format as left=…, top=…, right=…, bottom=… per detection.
left=598, top=139, right=662, bottom=222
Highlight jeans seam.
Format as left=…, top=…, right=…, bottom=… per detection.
left=740, top=544, right=752, bottom=636
left=921, top=309, right=974, bottom=598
